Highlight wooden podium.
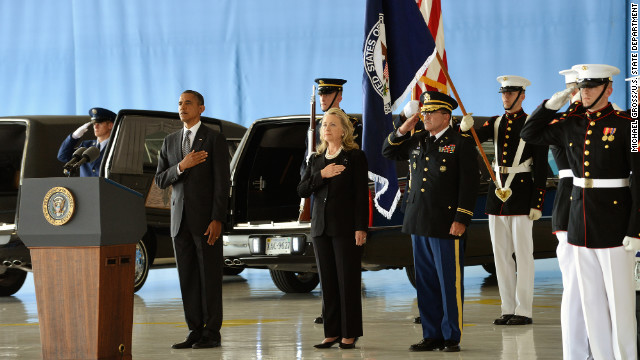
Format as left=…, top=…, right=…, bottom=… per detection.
left=17, top=177, right=146, bottom=360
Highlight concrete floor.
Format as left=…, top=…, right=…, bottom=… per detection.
left=0, top=259, right=567, bottom=359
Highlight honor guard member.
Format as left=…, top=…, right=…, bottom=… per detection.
left=383, top=91, right=479, bottom=352
left=521, top=64, right=639, bottom=360
left=57, top=107, right=116, bottom=177
left=460, top=75, right=548, bottom=326
left=548, top=69, right=592, bottom=360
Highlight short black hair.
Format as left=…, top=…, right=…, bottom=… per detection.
left=182, top=90, right=205, bottom=106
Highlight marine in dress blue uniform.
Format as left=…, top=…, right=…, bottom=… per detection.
left=57, top=107, right=116, bottom=177
left=382, top=91, right=479, bottom=352
left=521, top=64, right=639, bottom=359
left=469, top=76, right=547, bottom=326
left=544, top=69, right=592, bottom=360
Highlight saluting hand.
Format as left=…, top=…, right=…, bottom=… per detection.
left=179, top=150, right=208, bottom=171
left=355, top=230, right=367, bottom=246
left=204, top=220, right=222, bottom=245
left=398, top=113, right=420, bottom=136
left=321, top=163, right=345, bottom=178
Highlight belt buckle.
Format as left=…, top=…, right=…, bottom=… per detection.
left=583, top=178, right=593, bottom=188
left=499, top=167, right=508, bottom=174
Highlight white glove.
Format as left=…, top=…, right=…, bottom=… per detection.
left=545, top=88, right=574, bottom=111
left=622, top=236, right=640, bottom=252
left=528, top=208, right=542, bottom=221
left=72, top=122, right=92, bottom=139
left=459, top=113, right=474, bottom=132
left=401, top=100, right=420, bottom=118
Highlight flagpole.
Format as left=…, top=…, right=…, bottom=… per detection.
left=434, top=52, right=498, bottom=185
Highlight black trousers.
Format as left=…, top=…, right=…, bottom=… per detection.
left=313, top=234, right=363, bottom=338
left=173, top=217, right=223, bottom=341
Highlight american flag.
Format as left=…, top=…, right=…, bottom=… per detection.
left=413, top=0, right=448, bottom=99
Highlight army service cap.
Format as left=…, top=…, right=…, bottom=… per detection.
left=89, top=107, right=117, bottom=124
left=559, top=69, right=578, bottom=84
left=315, top=78, right=347, bottom=95
left=497, top=75, right=531, bottom=93
left=420, top=91, right=458, bottom=113
left=572, top=64, right=620, bottom=89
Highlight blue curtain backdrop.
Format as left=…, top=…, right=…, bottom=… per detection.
left=0, top=0, right=629, bottom=127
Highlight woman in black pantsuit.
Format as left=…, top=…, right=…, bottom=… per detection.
left=297, top=108, right=369, bottom=349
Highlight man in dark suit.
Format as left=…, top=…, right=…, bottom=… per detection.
left=57, top=107, right=116, bottom=177
left=155, top=90, right=230, bottom=349
left=383, top=91, right=479, bottom=352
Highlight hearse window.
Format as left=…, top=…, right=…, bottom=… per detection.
left=110, top=115, right=182, bottom=174
left=0, top=123, right=26, bottom=192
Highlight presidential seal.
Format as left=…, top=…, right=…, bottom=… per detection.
left=43, top=187, right=75, bottom=226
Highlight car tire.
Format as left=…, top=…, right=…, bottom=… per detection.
left=405, top=265, right=416, bottom=289
left=269, top=270, right=319, bottom=293
left=0, top=268, right=27, bottom=296
left=482, top=263, right=497, bottom=276
left=223, top=266, right=245, bottom=276
left=134, top=234, right=155, bottom=293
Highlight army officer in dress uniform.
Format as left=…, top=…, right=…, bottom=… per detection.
left=383, top=91, right=479, bottom=352
left=57, top=107, right=116, bottom=177
left=521, top=64, right=639, bottom=360
left=460, top=76, right=548, bottom=326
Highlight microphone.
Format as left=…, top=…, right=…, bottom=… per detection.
left=63, top=147, right=87, bottom=170
left=72, top=146, right=101, bottom=169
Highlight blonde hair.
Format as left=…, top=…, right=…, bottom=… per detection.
left=316, top=108, right=358, bottom=154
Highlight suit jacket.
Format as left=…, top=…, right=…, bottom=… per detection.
left=155, top=123, right=230, bottom=238
left=473, top=109, right=548, bottom=215
left=57, top=135, right=105, bottom=177
left=382, top=126, right=479, bottom=238
left=521, top=102, right=640, bottom=248
left=297, top=148, right=369, bottom=238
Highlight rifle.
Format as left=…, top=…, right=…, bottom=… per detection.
left=298, top=85, right=316, bottom=222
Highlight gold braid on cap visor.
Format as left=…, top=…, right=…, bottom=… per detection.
left=421, top=101, right=453, bottom=113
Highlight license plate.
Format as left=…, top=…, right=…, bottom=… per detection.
left=265, top=237, right=292, bottom=255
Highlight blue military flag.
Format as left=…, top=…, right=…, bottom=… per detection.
left=362, top=0, right=436, bottom=219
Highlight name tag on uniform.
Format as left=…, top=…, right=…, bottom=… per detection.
left=439, top=145, right=456, bottom=153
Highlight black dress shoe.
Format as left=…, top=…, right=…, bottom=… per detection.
left=339, top=337, right=358, bottom=349
left=442, top=340, right=460, bottom=352
left=493, top=314, right=514, bottom=325
left=313, top=337, right=340, bottom=349
left=192, top=336, right=221, bottom=349
left=171, top=331, right=201, bottom=349
left=409, top=338, right=444, bottom=351
left=413, top=316, right=421, bottom=324
left=506, top=315, right=533, bottom=325
left=314, top=315, right=324, bottom=324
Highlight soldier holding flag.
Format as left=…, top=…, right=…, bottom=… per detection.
left=460, top=75, right=548, bottom=326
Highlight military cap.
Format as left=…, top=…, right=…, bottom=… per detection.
left=89, top=107, right=116, bottom=123
left=572, top=64, right=620, bottom=89
left=559, top=69, right=578, bottom=84
left=497, top=75, right=531, bottom=93
left=315, top=78, right=347, bottom=95
left=420, top=91, right=458, bottom=113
